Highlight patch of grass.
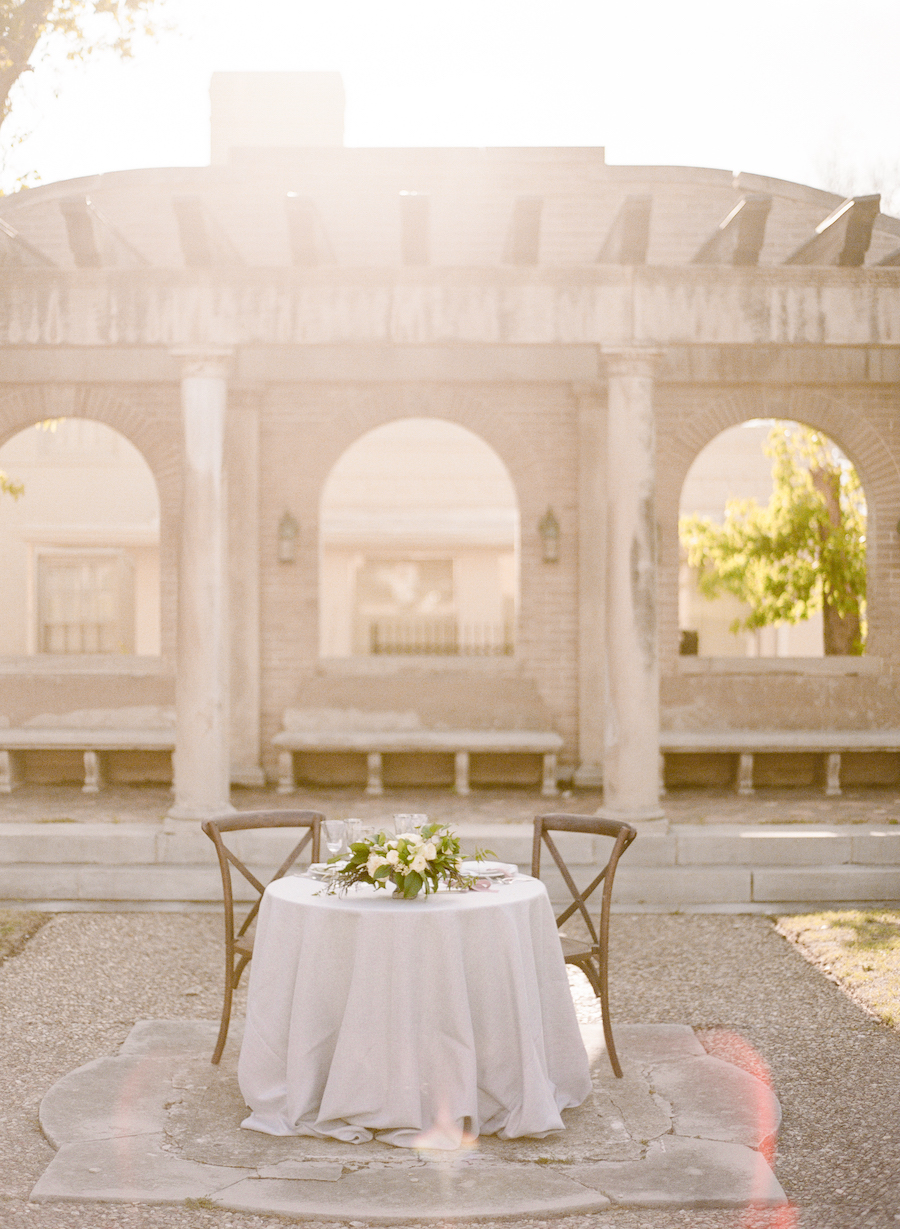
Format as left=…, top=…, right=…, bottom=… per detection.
left=776, top=909, right=900, bottom=1028
left=0, top=909, right=49, bottom=966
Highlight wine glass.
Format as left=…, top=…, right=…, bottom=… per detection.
left=323, top=819, right=346, bottom=859
left=391, top=813, right=414, bottom=836
left=345, top=817, right=363, bottom=848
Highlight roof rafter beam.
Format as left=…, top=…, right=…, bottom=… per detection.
left=284, top=193, right=333, bottom=266
left=502, top=196, right=543, bottom=265
left=692, top=194, right=772, bottom=266
left=400, top=192, right=430, bottom=265
left=784, top=194, right=881, bottom=266
left=173, top=195, right=245, bottom=268
left=58, top=196, right=150, bottom=268
left=596, top=195, right=651, bottom=265
left=0, top=218, right=56, bottom=268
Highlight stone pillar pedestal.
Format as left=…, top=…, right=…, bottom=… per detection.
left=598, top=348, right=664, bottom=822
left=166, top=350, right=235, bottom=823
left=573, top=382, right=605, bottom=789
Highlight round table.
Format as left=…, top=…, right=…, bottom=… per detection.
left=238, top=873, right=591, bottom=1148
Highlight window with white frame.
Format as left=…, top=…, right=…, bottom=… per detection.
left=36, top=550, right=135, bottom=654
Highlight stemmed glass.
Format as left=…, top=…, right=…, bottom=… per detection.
left=323, top=819, right=346, bottom=859
left=345, top=818, right=363, bottom=848
left=391, top=813, right=427, bottom=837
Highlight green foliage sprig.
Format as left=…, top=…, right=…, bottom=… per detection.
left=325, top=822, right=492, bottom=900
left=0, top=468, right=23, bottom=498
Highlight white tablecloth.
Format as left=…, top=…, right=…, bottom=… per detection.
left=238, top=874, right=591, bottom=1148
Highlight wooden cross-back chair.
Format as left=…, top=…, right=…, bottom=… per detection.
left=532, top=813, right=637, bottom=1078
left=201, top=809, right=323, bottom=1064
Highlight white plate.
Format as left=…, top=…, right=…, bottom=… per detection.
left=459, top=860, right=518, bottom=879
left=306, top=861, right=346, bottom=879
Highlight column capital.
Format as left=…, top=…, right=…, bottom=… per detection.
left=171, top=347, right=233, bottom=380
left=602, top=346, right=663, bottom=380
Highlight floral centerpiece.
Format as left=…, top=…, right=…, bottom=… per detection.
left=325, top=822, right=489, bottom=900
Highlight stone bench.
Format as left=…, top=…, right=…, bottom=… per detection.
left=0, top=708, right=175, bottom=793
left=660, top=730, right=900, bottom=796
left=273, top=728, right=563, bottom=797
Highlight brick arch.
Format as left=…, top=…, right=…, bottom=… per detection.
left=0, top=383, right=182, bottom=659
left=656, top=387, right=900, bottom=661
left=0, top=385, right=180, bottom=495
left=304, top=385, right=543, bottom=520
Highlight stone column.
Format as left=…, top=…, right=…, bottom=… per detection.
left=598, top=348, right=664, bottom=821
left=166, top=350, right=234, bottom=822
left=228, top=392, right=265, bottom=786
left=573, top=382, right=605, bottom=788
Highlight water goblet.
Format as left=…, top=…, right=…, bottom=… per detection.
left=391, top=813, right=414, bottom=836
left=345, top=817, right=363, bottom=848
left=323, top=819, right=346, bottom=858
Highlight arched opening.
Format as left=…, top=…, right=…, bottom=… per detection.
left=319, top=418, right=519, bottom=659
left=678, top=420, right=866, bottom=657
left=0, top=418, right=161, bottom=656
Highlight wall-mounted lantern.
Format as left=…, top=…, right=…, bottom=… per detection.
left=538, top=507, right=560, bottom=563
left=277, top=511, right=299, bottom=563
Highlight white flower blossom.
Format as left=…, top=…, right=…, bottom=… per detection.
left=366, top=853, right=389, bottom=876
left=385, top=849, right=400, bottom=866
left=411, top=852, right=428, bottom=873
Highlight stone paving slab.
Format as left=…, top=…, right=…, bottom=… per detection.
left=567, top=1136, right=787, bottom=1207
left=30, top=1018, right=788, bottom=1218
left=217, top=1165, right=614, bottom=1222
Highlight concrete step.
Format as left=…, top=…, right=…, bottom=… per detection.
left=1, top=822, right=898, bottom=911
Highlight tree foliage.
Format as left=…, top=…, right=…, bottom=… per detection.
left=0, top=0, right=162, bottom=130
left=0, top=468, right=23, bottom=497
left=679, top=422, right=866, bottom=655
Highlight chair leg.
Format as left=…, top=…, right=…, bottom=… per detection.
left=212, top=954, right=250, bottom=1065
left=211, top=976, right=233, bottom=1065
left=569, top=954, right=623, bottom=1076
left=598, top=962, right=624, bottom=1080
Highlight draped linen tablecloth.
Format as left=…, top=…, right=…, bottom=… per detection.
left=238, top=873, right=591, bottom=1149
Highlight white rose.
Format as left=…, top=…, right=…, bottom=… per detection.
left=386, top=849, right=400, bottom=866
left=411, top=852, right=427, bottom=874
left=421, top=841, right=437, bottom=860
left=367, top=853, right=388, bottom=875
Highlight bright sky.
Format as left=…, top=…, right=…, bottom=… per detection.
left=4, top=0, right=900, bottom=209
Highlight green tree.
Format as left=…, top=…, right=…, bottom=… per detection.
left=1, top=468, right=23, bottom=497
left=680, top=422, right=866, bottom=656
left=0, top=0, right=163, bottom=132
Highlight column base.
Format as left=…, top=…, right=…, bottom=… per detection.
left=596, top=802, right=667, bottom=831
left=164, top=800, right=236, bottom=829
left=230, top=765, right=267, bottom=788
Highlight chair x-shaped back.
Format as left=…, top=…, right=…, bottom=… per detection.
left=532, top=813, right=637, bottom=1077
left=202, top=809, right=323, bottom=1064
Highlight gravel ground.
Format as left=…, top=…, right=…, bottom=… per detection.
left=1, top=912, right=899, bottom=1229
